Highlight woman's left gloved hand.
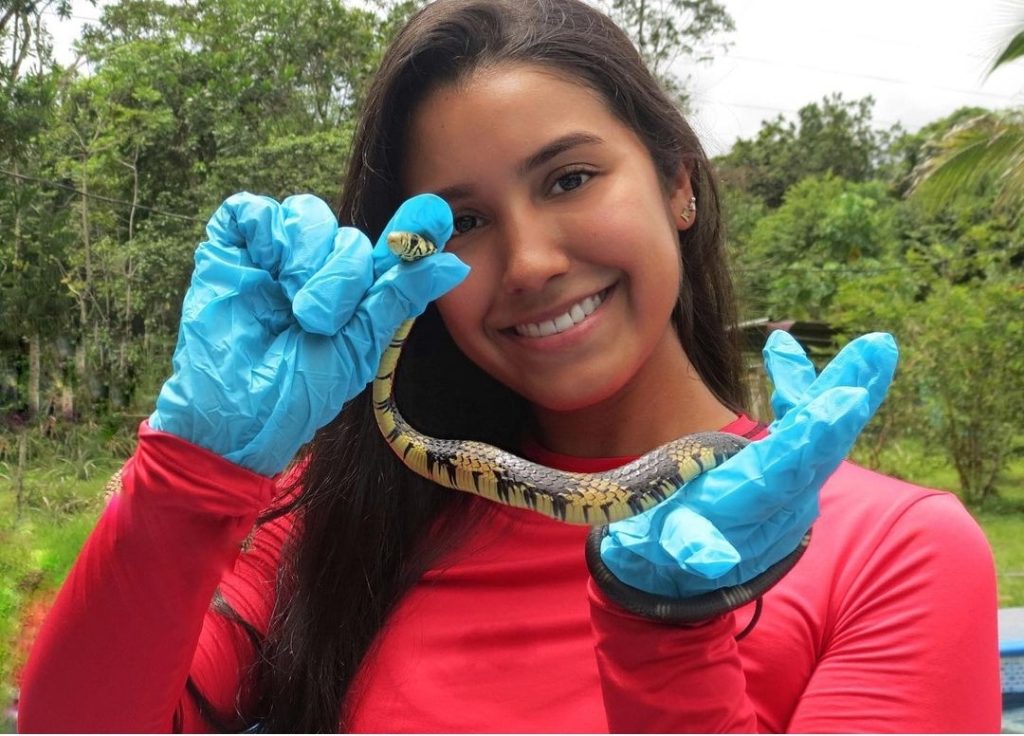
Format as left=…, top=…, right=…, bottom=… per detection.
left=598, top=331, right=898, bottom=599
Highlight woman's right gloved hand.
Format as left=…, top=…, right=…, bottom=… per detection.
left=149, top=192, right=467, bottom=477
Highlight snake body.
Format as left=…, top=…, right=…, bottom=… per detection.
left=371, top=231, right=749, bottom=526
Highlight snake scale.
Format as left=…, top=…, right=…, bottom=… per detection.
left=372, top=231, right=749, bottom=526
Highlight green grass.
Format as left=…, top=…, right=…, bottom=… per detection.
left=974, top=457, right=1024, bottom=609
left=0, top=424, right=124, bottom=726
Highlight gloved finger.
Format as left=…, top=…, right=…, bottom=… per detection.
left=607, top=503, right=740, bottom=575
left=335, top=252, right=470, bottom=385
left=603, top=507, right=741, bottom=589
left=363, top=251, right=469, bottom=333
left=276, top=195, right=341, bottom=299
left=659, top=504, right=743, bottom=579
left=605, top=504, right=679, bottom=568
left=187, top=239, right=293, bottom=337
left=731, top=495, right=817, bottom=573
left=211, top=193, right=339, bottom=301
left=802, top=332, right=898, bottom=417
left=763, top=330, right=817, bottom=419
left=229, top=331, right=342, bottom=477
left=371, top=194, right=455, bottom=278
left=203, top=192, right=269, bottom=249
left=598, top=542, right=698, bottom=597
left=291, top=227, right=375, bottom=335
left=681, top=386, right=871, bottom=522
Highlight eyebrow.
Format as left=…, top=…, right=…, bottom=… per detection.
left=433, top=131, right=604, bottom=203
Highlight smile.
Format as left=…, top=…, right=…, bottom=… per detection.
left=512, top=286, right=612, bottom=338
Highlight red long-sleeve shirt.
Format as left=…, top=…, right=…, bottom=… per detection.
left=19, top=416, right=1001, bottom=732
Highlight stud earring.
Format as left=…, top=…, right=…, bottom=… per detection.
left=680, top=196, right=697, bottom=223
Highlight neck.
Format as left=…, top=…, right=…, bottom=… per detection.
left=529, top=326, right=737, bottom=458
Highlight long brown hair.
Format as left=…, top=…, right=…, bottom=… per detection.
left=204, top=0, right=747, bottom=731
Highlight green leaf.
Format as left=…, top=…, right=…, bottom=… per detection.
left=990, top=29, right=1024, bottom=74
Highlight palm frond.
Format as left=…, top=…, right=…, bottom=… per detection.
left=909, top=111, right=1024, bottom=216
left=990, top=29, right=1024, bottom=74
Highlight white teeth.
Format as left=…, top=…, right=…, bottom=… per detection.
left=553, top=313, right=574, bottom=331
left=513, top=288, right=608, bottom=338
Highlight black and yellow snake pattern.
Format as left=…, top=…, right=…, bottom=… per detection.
left=372, top=231, right=749, bottom=526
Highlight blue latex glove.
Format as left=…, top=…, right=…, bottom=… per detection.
left=601, top=331, right=898, bottom=598
left=150, top=192, right=468, bottom=477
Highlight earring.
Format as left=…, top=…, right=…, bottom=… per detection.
left=680, top=196, right=697, bottom=223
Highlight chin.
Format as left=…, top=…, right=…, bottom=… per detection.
left=518, top=375, right=629, bottom=414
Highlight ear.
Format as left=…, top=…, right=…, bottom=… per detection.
left=668, top=164, right=696, bottom=231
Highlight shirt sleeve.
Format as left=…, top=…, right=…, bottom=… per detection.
left=589, top=588, right=759, bottom=732
left=17, top=422, right=282, bottom=734
left=588, top=491, right=1002, bottom=733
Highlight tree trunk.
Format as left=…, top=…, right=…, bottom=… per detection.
left=15, top=432, right=27, bottom=523
left=27, top=333, right=40, bottom=417
left=75, top=156, right=93, bottom=415
left=71, top=341, right=85, bottom=420
left=59, top=376, right=74, bottom=420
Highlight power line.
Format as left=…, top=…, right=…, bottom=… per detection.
left=689, top=96, right=905, bottom=132
left=720, top=53, right=1024, bottom=104
left=731, top=253, right=1006, bottom=277
left=1, top=168, right=205, bottom=224
left=40, top=9, right=103, bottom=23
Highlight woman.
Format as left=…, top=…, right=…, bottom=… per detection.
left=19, top=0, right=1000, bottom=732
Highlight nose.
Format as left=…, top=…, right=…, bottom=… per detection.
left=498, top=209, right=571, bottom=294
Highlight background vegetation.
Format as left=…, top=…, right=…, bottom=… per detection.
left=0, top=0, right=1022, bottom=726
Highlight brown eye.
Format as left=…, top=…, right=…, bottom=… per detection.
left=453, top=214, right=481, bottom=235
left=552, top=170, right=591, bottom=195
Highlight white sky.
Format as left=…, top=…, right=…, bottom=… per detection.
left=686, top=0, right=1024, bottom=154
left=47, top=0, right=1024, bottom=156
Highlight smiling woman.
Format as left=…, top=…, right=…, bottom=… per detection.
left=408, top=65, right=723, bottom=428
left=17, top=0, right=1001, bottom=733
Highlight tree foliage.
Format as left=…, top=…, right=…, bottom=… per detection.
left=595, top=0, right=733, bottom=108
left=0, top=0, right=412, bottom=418
left=729, top=174, right=897, bottom=321
left=723, top=85, right=1024, bottom=499
left=718, top=93, right=891, bottom=208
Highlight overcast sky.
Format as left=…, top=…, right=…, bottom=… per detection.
left=48, top=0, right=1024, bottom=156
left=686, top=0, right=1024, bottom=154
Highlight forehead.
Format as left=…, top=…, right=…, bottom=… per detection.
left=403, top=63, right=629, bottom=187
left=419, top=63, right=610, bottom=131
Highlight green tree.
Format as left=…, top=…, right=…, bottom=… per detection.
left=0, top=0, right=79, bottom=417
left=914, top=282, right=1024, bottom=501
left=9, top=0, right=422, bottom=418
left=731, top=174, right=898, bottom=321
left=717, top=93, right=890, bottom=208
left=596, top=0, right=733, bottom=107
left=835, top=276, right=1024, bottom=503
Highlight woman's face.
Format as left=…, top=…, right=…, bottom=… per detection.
left=402, top=64, right=696, bottom=412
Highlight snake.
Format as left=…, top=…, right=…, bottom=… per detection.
left=371, top=231, right=750, bottom=527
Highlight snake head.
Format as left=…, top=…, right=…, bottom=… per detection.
left=387, top=231, right=437, bottom=262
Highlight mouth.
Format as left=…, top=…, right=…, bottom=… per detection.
left=506, top=284, right=615, bottom=339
